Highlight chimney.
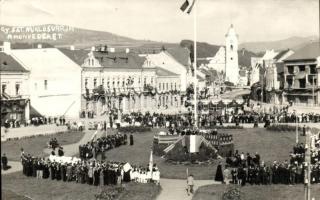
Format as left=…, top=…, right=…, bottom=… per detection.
left=91, top=46, right=95, bottom=51
left=37, top=44, right=42, bottom=49
left=108, top=47, right=115, bottom=53
left=3, top=42, right=11, bottom=55
left=70, top=45, right=75, bottom=51
left=125, top=48, right=130, bottom=54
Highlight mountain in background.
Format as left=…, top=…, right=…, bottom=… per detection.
left=180, top=39, right=257, bottom=68
left=239, top=36, right=319, bottom=53
left=0, top=24, right=162, bottom=49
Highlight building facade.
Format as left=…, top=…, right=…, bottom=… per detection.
left=0, top=48, right=30, bottom=126
left=8, top=45, right=82, bottom=118
left=282, top=43, right=320, bottom=106
left=61, top=46, right=188, bottom=116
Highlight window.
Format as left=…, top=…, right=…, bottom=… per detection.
left=144, top=77, right=147, bottom=86
left=170, top=83, right=173, bottom=90
left=93, top=78, right=97, bottom=88
left=230, top=45, right=233, bottom=51
left=310, top=65, right=317, bottom=74
left=15, top=83, right=20, bottom=95
left=151, top=77, right=153, bottom=84
left=174, top=83, right=177, bottom=90
left=1, top=84, right=6, bottom=94
left=44, top=80, right=48, bottom=90
left=166, top=83, right=168, bottom=90
left=159, top=83, right=161, bottom=90
left=85, top=78, right=88, bottom=88
left=298, top=65, right=305, bottom=72
left=102, top=78, right=104, bottom=86
left=299, top=79, right=306, bottom=88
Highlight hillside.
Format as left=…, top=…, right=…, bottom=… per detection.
left=180, top=40, right=257, bottom=67
left=239, top=36, right=319, bottom=53
left=0, top=24, right=156, bottom=48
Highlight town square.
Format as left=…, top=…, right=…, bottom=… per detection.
left=1, top=0, right=320, bottom=200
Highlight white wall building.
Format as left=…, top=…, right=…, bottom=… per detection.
left=0, top=46, right=30, bottom=125
left=198, top=24, right=240, bottom=85
left=8, top=46, right=82, bottom=118
left=206, top=47, right=226, bottom=73
left=143, top=49, right=190, bottom=92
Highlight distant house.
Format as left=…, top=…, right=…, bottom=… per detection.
left=282, top=42, right=320, bottom=106
left=0, top=43, right=30, bottom=126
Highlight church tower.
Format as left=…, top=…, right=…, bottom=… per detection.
left=225, top=24, right=239, bottom=85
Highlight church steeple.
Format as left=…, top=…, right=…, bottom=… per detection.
left=225, top=24, right=239, bottom=85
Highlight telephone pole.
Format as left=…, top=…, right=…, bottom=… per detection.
left=304, top=129, right=311, bottom=200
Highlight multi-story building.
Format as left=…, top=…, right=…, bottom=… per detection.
left=5, top=43, right=82, bottom=118
left=0, top=44, right=30, bottom=125
left=61, top=46, right=187, bottom=115
left=282, top=42, right=320, bottom=106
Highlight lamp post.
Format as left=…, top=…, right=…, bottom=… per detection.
left=294, top=109, right=298, bottom=144
left=304, top=128, right=311, bottom=200
left=312, top=75, right=315, bottom=106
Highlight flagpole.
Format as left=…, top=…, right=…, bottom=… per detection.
left=193, top=0, right=198, bottom=128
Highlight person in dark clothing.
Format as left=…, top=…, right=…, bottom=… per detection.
left=215, top=162, right=224, bottom=182
left=130, top=134, right=134, bottom=146
left=58, top=147, right=64, bottom=157
left=2, top=154, right=8, bottom=170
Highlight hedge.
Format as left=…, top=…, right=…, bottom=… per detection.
left=118, top=126, right=151, bottom=133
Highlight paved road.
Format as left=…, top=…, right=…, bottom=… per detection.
left=1, top=161, right=22, bottom=175
left=1, top=125, right=68, bottom=141
left=43, top=130, right=103, bottom=156
left=156, top=178, right=221, bottom=200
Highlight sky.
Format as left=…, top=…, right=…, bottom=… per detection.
left=0, top=0, right=319, bottom=45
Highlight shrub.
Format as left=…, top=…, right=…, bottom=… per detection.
left=222, top=187, right=244, bottom=200
left=266, top=124, right=300, bottom=132
left=202, top=126, right=244, bottom=130
left=118, top=126, right=151, bottom=133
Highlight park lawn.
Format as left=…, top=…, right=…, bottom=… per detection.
left=2, top=172, right=161, bottom=200
left=104, top=128, right=298, bottom=179
left=1, top=131, right=85, bottom=161
left=192, top=184, right=320, bottom=200
left=227, top=128, right=303, bottom=165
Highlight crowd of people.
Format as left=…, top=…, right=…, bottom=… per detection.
left=3, top=116, right=67, bottom=128
left=78, top=133, right=132, bottom=159
left=218, top=140, right=320, bottom=186
left=81, top=110, right=320, bottom=132
left=21, top=154, right=160, bottom=186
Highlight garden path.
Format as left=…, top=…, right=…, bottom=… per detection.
left=156, top=178, right=221, bottom=200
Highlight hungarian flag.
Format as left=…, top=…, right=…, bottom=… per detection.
left=180, top=0, right=196, bottom=14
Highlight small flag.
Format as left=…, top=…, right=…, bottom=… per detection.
left=180, top=0, right=190, bottom=12
left=187, top=0, right=196, bottom=14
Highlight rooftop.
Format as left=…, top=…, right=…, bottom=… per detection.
left=0, top=52, right=28, bottom=73
left=285, top=42, right=320, bottom=61
left=165, top=47, right=190, bottom=67
left=93, top=51, right=146, bottom=69
left=59, top=48, right=90, bottom=65
left=156, top=67, right=179, bottom=77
